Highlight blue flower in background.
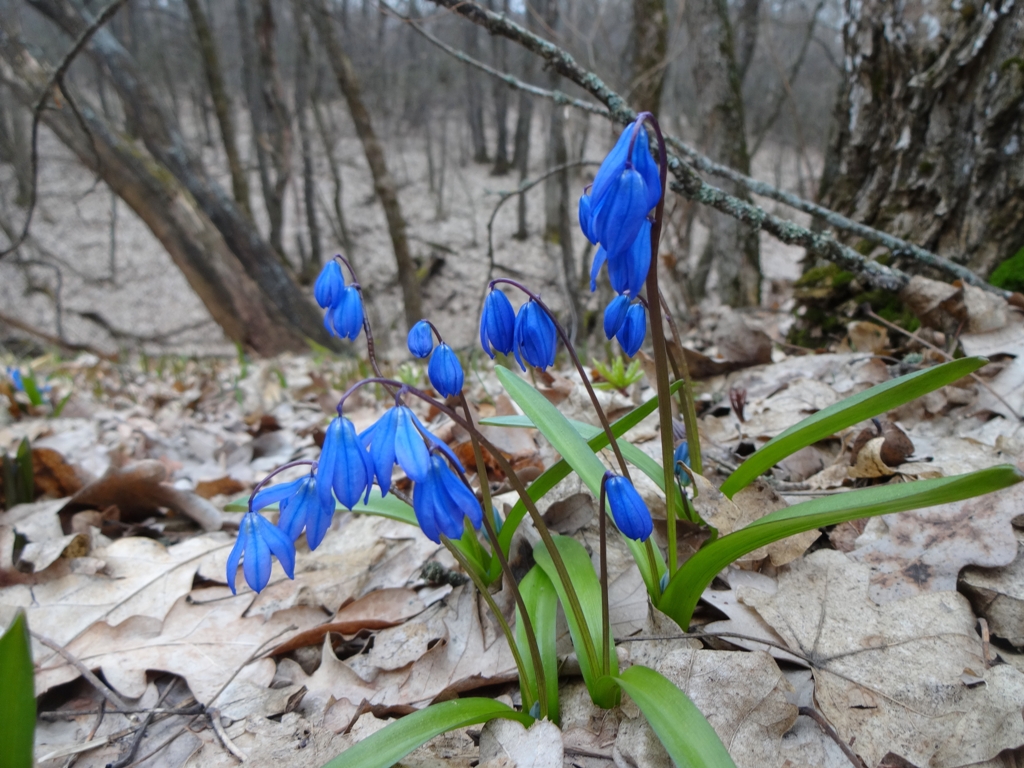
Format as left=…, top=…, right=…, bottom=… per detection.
left=427, top=343, right=464, bottom=398
left=413, top=455, right=483, bottom=543
left=314, top=260, right=345, bottom=309
left=616, top=302, right=646, bottom=357
left=673, top=441, right=691, bottom=486
left=512, top=300, right=556, bottom=371
left=317, top=416, right=374, bottom=510
left=603, top=294, right=631, bottom=338
left=407, top=320, right=434, bottom=358
left=480, top=289, right=516, bottom=358
left=226, top=510, right=296, bottom=594
left=6, top=367, right=25, bottom=392
left=604, top=473, right=653, bottom=542
left=361, top=404, right=431, bottom=492
left=328, top=286, right=364, bottom=340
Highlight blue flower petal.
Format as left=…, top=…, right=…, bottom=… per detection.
left=251, top=477, right=306, bottom=514
left=278, top=477, right=316, bottom=541
left=590, top=122, right=636, bottom=207
left=255, top=513, right=296, bottom=578
left=603, top=294, right=631, bottom=339
left=593, top=168, right=649, bottom=258
left=333, top=287, right=364, bottom=341
left=439, top=465, right=482, bottom=531
left=314, top=260, right=345, bottom=309
left=616, top=302, right=647, bottom=357
left=365, top=408, right=399, bottom=494
left=413, top=467, right=443, bottom=543
left=578, top=193, right=597, bottom=244
left=480, top=290, right=516, bottom=358
left=590, top=247, right=608, bottom=292
left=673, top=441, right=692, bottom=485
left=225, top=521, right=248, bottom=594
left=317, top=418, right=342, bottom=513
left=605, top=475, right=653, bottom=541
left=427, top=343, right=464, bottom=398
left=607, top=220, right=651, bottom=297
left=394, top=407, right=430, bottom=482
left=514, top=301, right=557, bottom=370
left=407, top=320, right=434, bottom=359
left=631, top=125, right=662, bottom=213
left=241, top=514, right=272, bottom=592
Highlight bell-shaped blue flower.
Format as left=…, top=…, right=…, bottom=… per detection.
left=407, top=320, right=434, bottom=359
left=317, top=416, right=374, bottom=511
left=604, top=473, right=653, bottom=541
left=592, top=168, right=649, bottom=258
left=413, top=455, right=483, bottom=543
left=278, top=474, right=334, bottom=547
left=480, top=289, right=516, bottom=358
left=616, top=302, right=646, bottom=357
left=630, top=125, right=662, bottom=213
left=361, top=405, right=431, bottom=493
left=427, top=343, right=463, bottom=398
left=607, top=220, right=652, bottom=297
left=603, top=294, right=631, bottom=338
left=329, top=286, right=364, bottom=340
left=226, top=510, right=296, bottom=594
left=673, top=440, right=691, bottom=486
left=314, top=260, right=345, bottom=309
left=578, top=193, right=597, bottom=244
left=512, top=300, right=557, bottom=371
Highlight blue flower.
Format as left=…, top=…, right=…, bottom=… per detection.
left=480, top=289, right=516, bottom=358
left=413, top=455, right=483, bottom=543
left=226, top=510, right=296, bottom=594
left=361, top=405, right=431, bottom=492
left=604, top=473, right=653, bottom=541
left=607, top=220, right=651, bottom=297
left=317, top=416, right=374, bottom=510
left=328, top=286, right=364, bottom=340
left=427, top=343, right=463, bottom=398
left=6, top=367, right=25, bottom=392
left=603, top=294, right=631, bottom=338
left=407, top=320, right=434, bottom=359
left=616, top=302, right=646, bottom=357
left=314, top=260, right=345, bottom=309
left=673, top=441, right=691, bottom=485
left=251, top=472, right=334, bottom=549
left=512, top=300, right=557, bottom=371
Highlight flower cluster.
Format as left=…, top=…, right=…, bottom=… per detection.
left=579, top=119, right=661, bottom=358
left=479, top=287, right=557, bottom=372
left=407, top=320, right=464, bottom=397
left=315, top=260, right=364, bottom=340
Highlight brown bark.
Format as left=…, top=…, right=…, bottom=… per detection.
left=307, top=0, right=422, bottom=329
left=24, top=0, right=335, bottom=350
left=819, top=0, right=1024, bottom=278
left=465, top=18, right=488, bottom=164
left=183, top=0, right=251, bottom=219
left=0, top=31, right=302, bottom=356
left=688, top=0, right=761, bottom=307
left=630, top=0, right=669, bottom=114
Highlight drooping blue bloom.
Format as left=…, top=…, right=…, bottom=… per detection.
left=317, top=416, right=374, bottom=511
left=408, top=407, right=464, bottom=472
left=480, top=289, right=516, bottom=358
left=314, top=260, right=345, bottom=309
left=279, top=475, right=334, bottom=547
left=329, top=286, right=364, bottom=340
left=7, top=367, right=25, bottom=392
left=413, top=455, right=483, bottom=543
left=673, top=440, right=691, bottom=486
left=407, top=320, right=434, bottom=359
left=604, top=473, right=653, bottom=541
left=608, top=220, right=652, bottom=297
left=616, top=302, right=646, bottom=357
left=427, top=343, right=464, bottom=398
left=512, top=300, right=557, bottom=371
left=361, top=405, right=431, bottom=493
left=578, top=193, right=596, bottom=244
left=591, top=167, right=649, bottom=258
left=603, top=294, right=631, bottom=339
left=590, top=247, right=607, bottom=292
left=226, top=510, right=296, bottom=594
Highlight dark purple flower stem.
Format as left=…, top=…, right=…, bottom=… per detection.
left=489, top=278, right=631, bottom=481
left=247, top=460, right=316, bottom=513
left=332, top=254, right=385, bottom=380
left=334, top=376, right=602, bottom=679
left=658, top=290, right=702, bottom=475
left=634, top=111, right=681, bottom=575
left=599, top=473, right=611, bottom=676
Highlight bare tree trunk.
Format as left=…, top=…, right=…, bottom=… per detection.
left=733, top=0, right=760, bottom=85
left=22, top=0, right=335, bottom=349
left=307, top=0, right=422, bottom=330
left=630, top=0, right=668, bottom=114
left=254, top=0, right=293, bottom=258
left=465, top=19, right=488, bottom=164
left=0, top=31, right=305, bottom=355
left=687, top=0, right=761, bottom=307
left=513, top=91, right=533, bottom=240
left=0, top=86, right=31, bottom=206
left=184, top=0, right=252, bottom=219
left=819, top=0, right=1024, bottom=278
left=312, top=97, right=353, bottom=260
left=293, top=0, right=321, bottom=282
left=488, top=0, right=511, bottom=175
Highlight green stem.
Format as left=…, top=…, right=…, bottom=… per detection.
left=659, top=291, right=702, bottom=475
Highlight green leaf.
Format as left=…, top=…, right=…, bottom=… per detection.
left=662, top=464, right=1024, bottom=630
left=16, top=438, right=33, bottom=506
left=20, top=374, right=44, bottom=407
left=0, top=611, right=36, bottom=768
left=320, top=698, right=533, bottom=768
left=225, top=487, right=417, bottom=527
left=516, top=565, right=559, bottom=722
left=610, top=665, right=736, bottom=768
left=719, top=357, right=988, bottom=498
left=493, top=368, right=667, bottom=596
left=532, top=535, right=619, bottom=708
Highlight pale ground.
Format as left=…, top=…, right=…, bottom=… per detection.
left=0, top=104, right=815, bottom=358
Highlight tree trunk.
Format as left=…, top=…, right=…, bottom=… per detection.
left=307, top=0, right=422, bottom=330
left=630, top=0, right=668, bottom=114
left=23, top=0, right=335, bottom=349
left=818, top=0, right=1024, bottom=278
left=513, top=91, right=533, bottom=240
left=465, top=19, right=488, bottom=164
left=733, top=0, right=760, bottom=85
left=0, top=31, right=304, bottom=356
left=687, top=0, right=761, bottom=307
left=293, top=0, right=321, bottom=282
left=184, top=0, right=252, bottom=219
left=489, top=0, right=511, bottom=175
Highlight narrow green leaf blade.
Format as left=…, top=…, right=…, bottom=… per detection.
left=719, top=357, right=987, bottom=498
left=0, top=611, right=36, bottom=768
left=611, top=665, right=736, bottom=768
left=532, top=535, right=619, bottom=708
left=320, top=698, right=533, bottom=768
left=516, top=565, right=560, bottom=722
left=662, top=465, right=1023, bottom=629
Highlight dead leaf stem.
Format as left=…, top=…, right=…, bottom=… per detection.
left=31, top=630, right=133, bottom=715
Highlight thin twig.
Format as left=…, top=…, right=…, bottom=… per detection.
left=207, top=707, right=248, bottom=762
left=0, top=0, right=130, bottom=259
left=798, top=706, right=869, bottom=768
left=0, top=309, right=117, bottom=360
left=31, top=631, right=133, bottom=715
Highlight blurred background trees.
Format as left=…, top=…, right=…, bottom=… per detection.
left=0, top=0, right=1020, bottom=357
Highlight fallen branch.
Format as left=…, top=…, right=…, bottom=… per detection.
left=0, top=309, right=116, bottom=361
